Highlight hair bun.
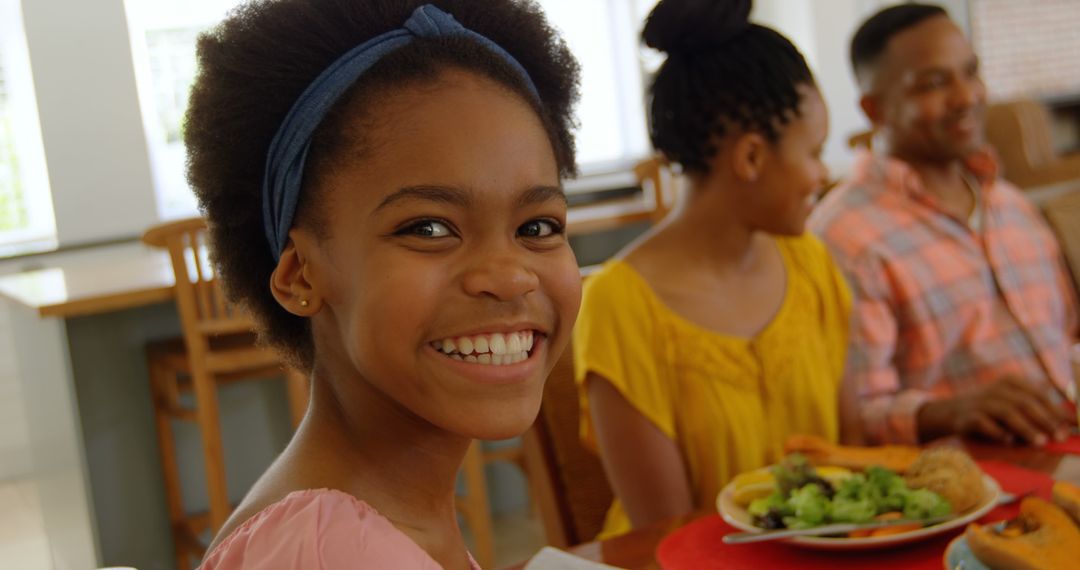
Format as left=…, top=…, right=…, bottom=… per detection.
left=642, top=0, right=752, bottom=54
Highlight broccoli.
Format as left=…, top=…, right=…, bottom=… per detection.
left=903, top=488, right=952, bottom=520
left=748, top=492, right=785, bottom=518
left=788, top=483, right=829, bottom=526
left=829, top=495, right=877, bottom=523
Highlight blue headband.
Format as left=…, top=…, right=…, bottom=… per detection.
left=262, top=4, right=540, bottom=259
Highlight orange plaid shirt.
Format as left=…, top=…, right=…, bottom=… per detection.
left=810, top=150, right=1078, bottom=444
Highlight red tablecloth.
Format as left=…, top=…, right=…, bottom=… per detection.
left=1043, top=434, right=1080, bottom=455
left=655, top=461, right=1054, bottom=570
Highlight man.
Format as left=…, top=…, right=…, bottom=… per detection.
left=811, top=3, right=1078, bottom=446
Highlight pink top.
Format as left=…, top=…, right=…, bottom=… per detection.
left=200, top=489, right=482, bottom=569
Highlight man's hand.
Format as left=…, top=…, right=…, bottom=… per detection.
left=917, top=376, right=1074, bottom=445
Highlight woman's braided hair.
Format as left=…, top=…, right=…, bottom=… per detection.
left=643, top=0, right=814, bottom=174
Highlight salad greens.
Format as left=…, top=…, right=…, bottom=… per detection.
left=748, top=454, right=952, bottom=530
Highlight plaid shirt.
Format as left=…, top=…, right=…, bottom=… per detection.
left=810, top=150, right=1078, bottom=444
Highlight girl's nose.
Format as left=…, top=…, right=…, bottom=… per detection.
left=461, top=253, right=539, bottom=301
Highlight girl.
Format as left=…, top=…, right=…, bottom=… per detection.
left=185, top=1, right=582, bottom=567
left=574, top=0, right=853, bottom=538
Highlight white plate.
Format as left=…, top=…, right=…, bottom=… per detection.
left=716, top=471, right=1001, bottom=550
left=943, top=525, right=999, bottom=570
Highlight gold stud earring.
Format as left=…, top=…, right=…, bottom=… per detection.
left=299, top=299, right=309, bottom=308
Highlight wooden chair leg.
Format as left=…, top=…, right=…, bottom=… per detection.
left=190, top=368, right=230, bottom=532
left=147, top=353, right=192, bottom=570
left=284, top=368, right=309, bottom=428
left=458, top=440, right=495, bottom=569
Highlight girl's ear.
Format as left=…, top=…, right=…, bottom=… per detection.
left=270, top=230, right=324, bottom=316
left=731, top=131, right=769, bottom=184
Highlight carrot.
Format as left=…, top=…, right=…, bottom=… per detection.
left=868, top=523, right=923, bottom=537
left=848, top=512, right=905, bottom=538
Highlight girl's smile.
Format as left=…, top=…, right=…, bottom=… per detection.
left=428, top=328, right=548, bottom=385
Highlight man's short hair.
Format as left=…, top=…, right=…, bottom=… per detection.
left=850, top=3, right=948, bottom=90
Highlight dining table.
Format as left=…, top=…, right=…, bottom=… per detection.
left=504, top=438, right=1080, bottom=569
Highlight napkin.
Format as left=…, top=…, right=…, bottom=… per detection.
left=523, top=546, right=625, bottom=570
left=1042, top=434, right=1080, bottom=455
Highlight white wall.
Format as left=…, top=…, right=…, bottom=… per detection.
left=754, top=0, right=867, bottom=175
left=20, top=0, right=158, bottom=247
left=754, top=0, right=972, bottom=176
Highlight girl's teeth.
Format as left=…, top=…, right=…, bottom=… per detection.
left=490, top=334, right=507, bottom=355
left=434, top=331, right=536, bottom=365
left=439, top=348, right=530, bottom=366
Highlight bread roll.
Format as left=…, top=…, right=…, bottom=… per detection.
left=904, top=447, right=984, bottom=513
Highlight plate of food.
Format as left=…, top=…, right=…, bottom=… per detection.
left=944, top=481, right=1080, bottom=569
left=717, top=437, right=1000, bottom=550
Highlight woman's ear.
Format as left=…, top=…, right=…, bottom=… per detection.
left=270, top=230, right=324, bottom=316
left=731, top=131, right=768, bottom=183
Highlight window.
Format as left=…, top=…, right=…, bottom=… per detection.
left=0, top=0, right=55, bottom=252
left=124, top=0, right=246, bottom=219
left=538, top=0, right=652, bottom=175
left=126, top=0, right=658, bottom=215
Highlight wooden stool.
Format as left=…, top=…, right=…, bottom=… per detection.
left=142, top=218, right=309, bottom=569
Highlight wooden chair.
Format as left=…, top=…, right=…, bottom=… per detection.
left=566, top=155, right=677, bottom=237
left=1041, top=189, right=1080, bottom=300
left=986, top=99, right=1080, bottom=189
left=458, top=432, right=546, bottom=569
left=142, top=218, right=309, bottom=568
left=633, top=154, right=677, bottom=222
left=847, top=129, right=875, bottom=151
left=455, top=441, right=496, bottom=569
left=522, top=336, right=614, bottom=548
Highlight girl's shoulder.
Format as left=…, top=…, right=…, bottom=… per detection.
left=200, top=489, right=443, bottom=570
left=774, top=232, right=830, bottom=263
left=775, top=233, right=843, bottom=282
left=579, top=259, right=669, bottom=322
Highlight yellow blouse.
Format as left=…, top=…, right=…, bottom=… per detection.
left=573, top=234, right=851, bottom=539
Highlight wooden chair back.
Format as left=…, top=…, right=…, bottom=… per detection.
left=633, top=154, right=677, bottom=222
left=523, top=336, right=614, bottom=548
left=142, top=218, right=255, bottom=352
left=847, top=130, right=874, bottom=151
left=1042, top=189, right=1080, bottom=300
left=986, top=99, right=1080, bottom=189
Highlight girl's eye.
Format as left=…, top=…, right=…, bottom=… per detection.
left=401, top=220, right=453, bottom=238
left=519, top=219, right=562, bottom=238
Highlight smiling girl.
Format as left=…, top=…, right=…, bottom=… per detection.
left=185, top=1, right=581, bottom=568
left=574, top=0, right=854, bottom=538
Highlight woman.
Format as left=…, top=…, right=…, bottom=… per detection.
left=574, top=0, right=853, bottom=538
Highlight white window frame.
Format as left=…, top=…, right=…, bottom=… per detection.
left=0, top=0, right=56, bottom=254
left=126, top=0, right=662, bottom=211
